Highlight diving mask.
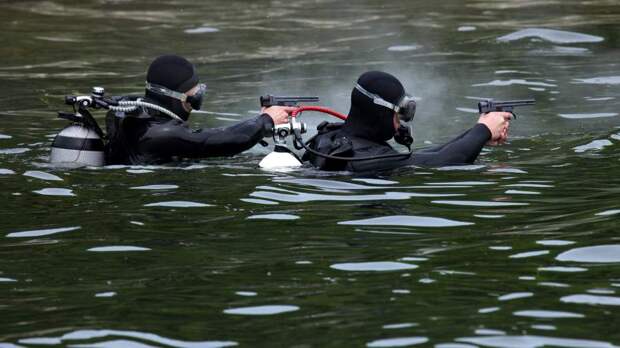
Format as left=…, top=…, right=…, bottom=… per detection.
left=145, top=82, right=207, bottom=110
left=354, top=83, right=416, bottom=122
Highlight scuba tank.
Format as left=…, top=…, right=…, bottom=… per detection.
left=50, top=124, right=105, bottom=166
left=50, top=86, right=184, bottom=167
left=50, top=87, right=106, bottom=167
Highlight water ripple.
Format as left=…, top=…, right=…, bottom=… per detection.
left=6, top=226, right=80, bottom=238
left=247, top=214, right=300, bottom=220
left=0, top=147, right=30, bottom=154
left=387, top=45, right=420, bottom=52
left=513, top=310, right=584, bottom=318
left=574, top=76, right=620, bottom=85
left=457, top=335, right=617, bottom=348
left=509, top=250, right=549, bottom=259
left=432, top=200, right=528, bottom=207
left=559, top=113, right=617, bottom=119
left=87, top=246, right=151, bottom=252
left=338, top=215, right=473, bottom=227
left=223, top=305, right=299, bottom=316
left=23, top=170, right=63, bottom=181
left=331, top=262, right=417, bottom=272
left=184, top=26, right=220, bottom=34
left=33, top=188, right=75, bottom=196
left=95, top=292, right=117, bottom=298
left=561, top=294, right=620, bottom=306
left=498, top=292, right=533, bottom=301
left=17, top=329, right=238, bottom=348
left=131, top=184, right=179, bottom=190
left=497, top=28, right=604, bottom=44
left=473, top=79, right=556, bottom=88
left=251, top=190, right=459, bottom=203
left=538, top=266, right=588, bottom=273
left=366, top=336, right=428, bottom=347
left=556, top=245, right=620, bottom=263
left=536, top=240, right=575, bottom=246
left=144, top=201, right=212, bottom=208
left=573, top=139, right=613, bottom=153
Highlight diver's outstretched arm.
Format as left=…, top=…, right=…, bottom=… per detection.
left=142, top=114, right=274, bottom=158
left=412, top=124, right=491, bottom=166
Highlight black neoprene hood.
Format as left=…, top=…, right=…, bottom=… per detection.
left=144, top=55, right=199, bottom=120
left=343, top=71, right=406, bottom=142
left=146, top=55, right=199, bottom=93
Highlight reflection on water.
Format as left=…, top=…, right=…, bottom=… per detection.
left=1, top=0, right=620, bottom=346
left=16, top=329, right=238, bottom=348
left=497, top=28, right=604, bottom=44
left=223, top=305, right=299, bottom=316
left=330, top=261, right=418, bottom=272
left=556, top=245, right=620, bottom=263
left=87, top=246, right=151, bottom=252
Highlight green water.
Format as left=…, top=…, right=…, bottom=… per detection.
left=1, top=0, right=620, bottom=347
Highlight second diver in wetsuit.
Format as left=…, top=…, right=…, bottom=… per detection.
left=302, top=71, right=512, bottom=172
left=105, top=54, right=295, bottom=165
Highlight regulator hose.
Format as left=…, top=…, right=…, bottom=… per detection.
left=108, top=99, right=183, bottom=122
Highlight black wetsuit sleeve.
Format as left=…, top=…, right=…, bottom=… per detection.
left=141, top=114, right=274, bottom=159
left=412, top=123, right=491, bottom=166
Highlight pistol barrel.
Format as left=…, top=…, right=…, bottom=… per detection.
left=260, top=95, right=319, bottom=107
left=494, top=99, right=536, bottom=107
left=478, top=98, right=536, bottom=114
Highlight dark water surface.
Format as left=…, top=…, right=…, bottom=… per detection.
left=2, top=0, right=620, bottom=347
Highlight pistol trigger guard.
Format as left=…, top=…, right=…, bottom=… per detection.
left=511, top=111, right=517, bottom=120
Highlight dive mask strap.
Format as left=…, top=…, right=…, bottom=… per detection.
left=355, top=83, right=400, bottom=113
left=145, top=82, right=188, bottom=102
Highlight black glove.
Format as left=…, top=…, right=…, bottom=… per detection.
left=394, top=124, right=413, bottom=149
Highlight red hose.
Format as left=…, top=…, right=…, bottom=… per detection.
left=291, top=106, right=347, bottom=120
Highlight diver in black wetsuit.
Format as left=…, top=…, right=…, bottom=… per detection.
left=104, top=55, right=294, bottom=165
left=302, top=71, right=512, bottom=172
